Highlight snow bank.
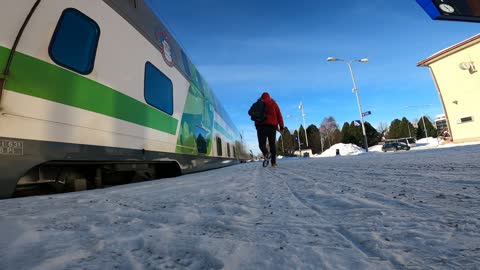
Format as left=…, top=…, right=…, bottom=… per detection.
left=413, top=137, right=439, bottom=149
left=313, top=143, right=365, bottom=157
left=368, top=145, right=383, bottom=152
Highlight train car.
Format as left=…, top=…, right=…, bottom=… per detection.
left=0, top=0, right=248, bottom=199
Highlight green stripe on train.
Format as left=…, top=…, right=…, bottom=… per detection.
left=0, top=46, right=178, bottom=135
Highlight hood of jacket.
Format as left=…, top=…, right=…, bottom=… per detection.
left=261, top=92, right=272, bottom=102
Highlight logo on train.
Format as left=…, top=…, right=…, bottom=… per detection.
left=156, top=32, right=175, bottom=67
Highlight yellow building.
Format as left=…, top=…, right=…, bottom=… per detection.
left=418, top=34, right=480, bottom=143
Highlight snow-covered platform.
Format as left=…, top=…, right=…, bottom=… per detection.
left=1, top=144, right=480, bottom=269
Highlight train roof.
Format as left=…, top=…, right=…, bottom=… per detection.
left=102, top=0, right=239, bottom=137
left=103, top=0, right=188, bottom=75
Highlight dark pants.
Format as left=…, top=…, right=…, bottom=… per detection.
left=256, top=125, right=277, bottom=163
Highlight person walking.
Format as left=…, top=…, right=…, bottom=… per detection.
left=248, top=92, right=284, bottom=167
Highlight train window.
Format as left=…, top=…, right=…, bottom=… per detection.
left=216, top=137, right=222, bottom=156
left=49, top=8, right=100, bottom=75
left=144, top=62, right=173, bottom=115
left=227, top=143, right=231, bottom=157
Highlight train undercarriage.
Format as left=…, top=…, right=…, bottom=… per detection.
left=13, top=161, right=182, bottom=197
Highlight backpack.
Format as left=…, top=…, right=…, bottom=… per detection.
left=249, top=99, right=266, bottom=122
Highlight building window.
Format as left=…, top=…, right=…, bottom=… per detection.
left=49, top=8, right=100, bottom=75
left=459, top=116, right=473, bottom=123
left=144, top=62, right=173, bottom=115
left=227, top=143, right=231, bottom=157
left=233, top=146, right=236, bottom=158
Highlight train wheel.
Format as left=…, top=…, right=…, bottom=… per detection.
left=51, top=170, right=88, bottom=193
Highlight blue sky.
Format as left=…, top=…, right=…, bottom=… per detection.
left=146, top=0, right=479, bottom=153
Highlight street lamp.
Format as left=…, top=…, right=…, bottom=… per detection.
left=327, top=56, right=369, bottom=152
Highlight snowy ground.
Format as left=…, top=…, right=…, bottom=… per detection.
left=1, top=144, right=480, bottom=269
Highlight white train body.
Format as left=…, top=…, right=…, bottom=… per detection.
left=0, top=0, right=246, bottom=198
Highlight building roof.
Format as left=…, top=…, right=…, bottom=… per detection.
left=417, top=34, right=480, bottom=67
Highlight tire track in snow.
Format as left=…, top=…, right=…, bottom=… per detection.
left=264, top=163, right=410, bottom=269
left=280, top=160, right=422, bottom=213
left=335, top=226, right=405, bottom=269
left=262, top=166, right=331, bottom=219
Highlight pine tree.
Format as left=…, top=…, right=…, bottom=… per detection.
left=341, top=122, right=361, bottom=146
left=292, top=129, right=301, bottom=152
left=416, top=116, right=436, bottom=139
left=306, top=125, right=321, bottom=154
left=364, top=121, right=379, bottom=147
left=298, top=125, right=307, bottom=149
left=350, top=122, right=363, bottom=147
left=278, top=127, right=294, bottom=156
left=387, top=119, right=401, bottom=139
left=341, top=122, right=351, bottom=144
left=399, top=117, right=415, bottom=138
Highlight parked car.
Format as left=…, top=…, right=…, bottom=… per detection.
left=382, top=142, right=410, bottom=152
left=383, top=137, right=416, bottom=147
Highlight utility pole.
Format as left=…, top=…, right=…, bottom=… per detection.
left=299, top=102, right=308, bottom=148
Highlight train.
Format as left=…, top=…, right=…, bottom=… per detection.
left=0, top=0, right=248, bottom=199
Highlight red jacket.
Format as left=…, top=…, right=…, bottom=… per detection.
left=250, top=92, right=284, bottom=130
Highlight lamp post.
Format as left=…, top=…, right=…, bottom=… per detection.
left=327, top=57, right=369, bottom=152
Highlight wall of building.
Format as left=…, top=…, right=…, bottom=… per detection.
left=429, top=42, right=480, bottom=143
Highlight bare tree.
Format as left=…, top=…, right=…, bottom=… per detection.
left=377, top=122, right=389, bottom=134
left=320, top=116, right=339, bottom=149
